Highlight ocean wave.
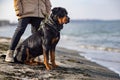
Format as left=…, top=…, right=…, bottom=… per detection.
left=79, top=45, right=120, bottom=53
left=92, top=58, right=120, bottom=63
left=60, top=35, right=120, bottom=53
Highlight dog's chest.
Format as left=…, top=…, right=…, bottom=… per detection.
left=52, top=37, right=59, bottom=44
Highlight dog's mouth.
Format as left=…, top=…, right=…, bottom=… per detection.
left=65, top=16, right=70, bottom=24
left=58, top=16, right=70, bottom=24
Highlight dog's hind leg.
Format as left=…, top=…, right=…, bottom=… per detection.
left=25, top=49, right=42, bottom=65
left=14, top=45, right=26, bottom=63
left=23, top=47, right=31, bottom=64
left=24, top=48, right=37, bottom=65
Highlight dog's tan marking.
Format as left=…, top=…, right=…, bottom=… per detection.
left=43, top=49, right=51, bottom=70
left=52, top=38, right=58, bottom=44
left=58, top=16, right=67, bottom=24
left=26, top=48, right=29, bottom=62
left=24, top=48, right=36, bottom=65
left=24, top=48, right=30, bottom=64
left=50, top=50, right=57, bottom=68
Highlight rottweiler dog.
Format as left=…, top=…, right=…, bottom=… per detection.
left=14, top=7, right=70, bottom=70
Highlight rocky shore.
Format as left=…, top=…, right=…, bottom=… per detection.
left=0, top=37, right=120, bottom=80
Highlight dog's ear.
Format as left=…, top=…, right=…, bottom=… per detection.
left=52, top=7, right=60, bottom=15
left=52, top=7, right=68, bottom=18
left=51, top=7, right=60, bottom=21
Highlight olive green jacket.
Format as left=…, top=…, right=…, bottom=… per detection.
left=14, top=0, right=51, bottom=19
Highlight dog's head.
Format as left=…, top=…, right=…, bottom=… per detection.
left=50, top=7, right=70, bottom=25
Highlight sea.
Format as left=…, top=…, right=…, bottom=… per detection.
left=0, top=20, right=120, bottom=76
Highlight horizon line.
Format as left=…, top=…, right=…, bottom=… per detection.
left=0, top=19, right=120, bottom=22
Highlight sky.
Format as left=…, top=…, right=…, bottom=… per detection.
left=0, top=0, right=120, bottom=22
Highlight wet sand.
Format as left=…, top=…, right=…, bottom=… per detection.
left=0, top=37, right=120, bottom=80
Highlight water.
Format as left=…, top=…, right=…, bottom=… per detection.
left=0, top=20, right=120, bottom=76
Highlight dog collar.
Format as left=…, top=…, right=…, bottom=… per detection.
left=45, top=18, right=63, bottom=32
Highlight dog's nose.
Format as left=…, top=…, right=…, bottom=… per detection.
left=65, top=16, right=70, bottom=24
left=67, top=17, right=70, bottom=23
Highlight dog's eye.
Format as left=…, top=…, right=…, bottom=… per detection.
left=59, top=14, right=67, bottom=18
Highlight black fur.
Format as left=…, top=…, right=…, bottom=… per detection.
left=14, top=7, right=70, bottom=64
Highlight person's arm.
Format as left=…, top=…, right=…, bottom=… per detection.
left=45, top=0, right=52, bottom=14
left=14, top=0, right=23, bottom=16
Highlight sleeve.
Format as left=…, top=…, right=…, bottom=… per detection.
left=45, top=0, right=52, bottom=14
left=14, top=0, right=23, bottom=16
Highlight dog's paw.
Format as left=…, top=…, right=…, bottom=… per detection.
left=44, top=63, right=52, bottom=70
left=52, top=63, right=58, bottom=68
left=46, top=65, right=52, bottom=70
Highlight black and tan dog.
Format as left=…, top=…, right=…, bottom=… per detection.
left=14, top=7, right=70, bottom=70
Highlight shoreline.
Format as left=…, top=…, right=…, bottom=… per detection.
left=0, top=37, right=120, bottom=80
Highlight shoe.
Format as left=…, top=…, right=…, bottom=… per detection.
left=5, top=50, right=14, bottom=62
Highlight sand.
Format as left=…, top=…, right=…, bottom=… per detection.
left=0, top=37, right=120, bottom=80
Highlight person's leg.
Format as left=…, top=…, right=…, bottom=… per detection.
left=9, top=18, right=30, bottom=50
left=5, top=17, right=30, bottom=62
left=30, top=17, right=44, bottom=34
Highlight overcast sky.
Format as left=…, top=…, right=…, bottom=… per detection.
left=0, top=0, right=120, bottom=22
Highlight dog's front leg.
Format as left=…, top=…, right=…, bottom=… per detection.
left=50, top=37, right=60, bottom=68
left=50, top=49, right=57, bottom=68
left=43, top=49, right=51, bottom=70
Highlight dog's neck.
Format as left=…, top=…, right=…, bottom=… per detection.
left=45, top=17, right=63, bottom=32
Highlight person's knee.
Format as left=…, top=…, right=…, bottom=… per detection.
left=15, top=27, right=25, bottom=35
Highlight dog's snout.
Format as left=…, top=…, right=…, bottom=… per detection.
left=66, top=16, right=70, bottom=24
left=67, top=17, right=70, bottom=23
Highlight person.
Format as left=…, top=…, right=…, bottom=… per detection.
left=5, top=0, right=52, bottom=62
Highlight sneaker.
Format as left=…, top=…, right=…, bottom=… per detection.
left=5, top=50, right=14, bottom=62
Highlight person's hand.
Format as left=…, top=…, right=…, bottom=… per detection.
left=17, top=13, right=22, bottom=16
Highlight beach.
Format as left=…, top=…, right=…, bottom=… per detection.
left=0, top=37, right=120, bottom=80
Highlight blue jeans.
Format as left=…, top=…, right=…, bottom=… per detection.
left=9, top=17, right=43, bottom=50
